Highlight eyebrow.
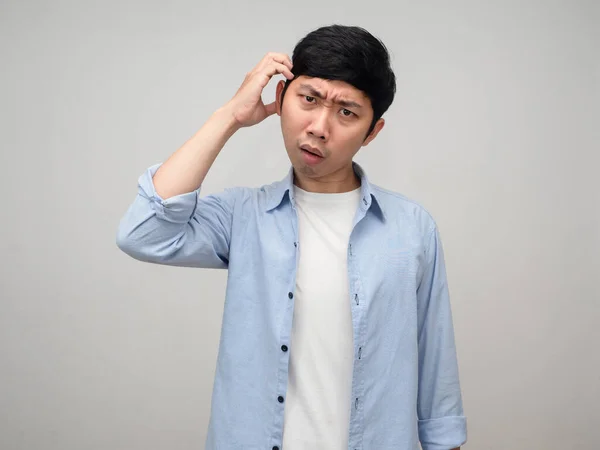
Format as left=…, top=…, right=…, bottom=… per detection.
left=298, top=83, right=363, bottom=109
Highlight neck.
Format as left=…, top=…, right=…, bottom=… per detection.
left=293, top=163, right=361, bottom=193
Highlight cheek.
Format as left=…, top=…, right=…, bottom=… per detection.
left=336, top=126, right=366, bottom=147
left=281, top=107, right=310, bottom=135
left=280, top=117, right=300, bottom=151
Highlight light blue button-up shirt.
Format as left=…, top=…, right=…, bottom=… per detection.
left=116, top=161, right=467, bottom=450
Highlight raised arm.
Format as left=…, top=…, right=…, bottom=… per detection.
left=116, top=53, right=294, bottom=267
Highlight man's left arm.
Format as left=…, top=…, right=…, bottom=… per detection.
left=416, top=225, right=467, bottom=450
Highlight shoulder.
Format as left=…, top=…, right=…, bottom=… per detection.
left=370, top=183, right=438, bottom=238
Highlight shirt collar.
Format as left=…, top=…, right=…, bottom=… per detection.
left=264, top=161, right=386, bottom=222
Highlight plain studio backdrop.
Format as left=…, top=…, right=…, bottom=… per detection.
left=1, top=1, right=598, bottom=449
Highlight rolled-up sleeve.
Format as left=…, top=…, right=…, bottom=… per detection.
left=416, top=225, right=467, bottom=450
left=116, top=163, right=238, bottom=268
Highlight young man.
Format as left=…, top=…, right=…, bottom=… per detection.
left=117, top=25, right=467, bottom=450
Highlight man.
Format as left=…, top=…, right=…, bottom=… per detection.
left=117, top=25, right=467, bottom=450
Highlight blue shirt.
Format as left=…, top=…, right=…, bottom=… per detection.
left=116, top=162, right=467, bottom=450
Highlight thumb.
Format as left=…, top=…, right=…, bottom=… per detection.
left=264, top=101, right=278, bottom=117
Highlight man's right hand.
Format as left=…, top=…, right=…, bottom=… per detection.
left=151, top=53, right=293, bottom=200
left=226, top=52, right=294, bottom=128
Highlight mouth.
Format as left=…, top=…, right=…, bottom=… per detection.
left=300, top=144, right=324, bottom=158
left=299, top=144, right=325, bottom=165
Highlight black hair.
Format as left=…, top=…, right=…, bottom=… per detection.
left=280, top=24, right=396, bottom=137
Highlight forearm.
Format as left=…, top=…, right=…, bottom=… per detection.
left=417, top=226, right=467, bottom=450
left=152, top=104, right=240, bottom=199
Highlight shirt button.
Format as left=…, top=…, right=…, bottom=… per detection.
left=288, top=292, right=293, bottom=299
left=278, top=395, right=284, bottom=403
left=281, top=345, right=288, bottom=352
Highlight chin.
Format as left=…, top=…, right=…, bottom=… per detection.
left=292, top=160, right=319, bottom=176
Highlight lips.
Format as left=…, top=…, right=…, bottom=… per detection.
left=300, top=144, right=324, bottom=158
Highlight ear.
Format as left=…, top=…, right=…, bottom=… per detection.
left=275, top=80, right=286, bottom=116
left=362, top=118, right=385, bottom=146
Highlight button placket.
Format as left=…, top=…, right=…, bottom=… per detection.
left=349, top=245, right=366, bottom=443
left=269, top=208, right=298, bottom=448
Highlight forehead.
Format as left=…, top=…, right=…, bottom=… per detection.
left=292, top=76, right=369, bottom=103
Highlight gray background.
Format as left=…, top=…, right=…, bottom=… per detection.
left=1, top=0, right=599, bottom=449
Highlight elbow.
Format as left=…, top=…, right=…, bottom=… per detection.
left=115, top=222, right=187, bottom=265
left=115, top=226, right=132, bottom=254
left=115, top=224, right=153, bottom=263
left=116, top=225, right=138, bottom=258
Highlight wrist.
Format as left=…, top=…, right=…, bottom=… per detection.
left=215, top=102, right=243, bottom=135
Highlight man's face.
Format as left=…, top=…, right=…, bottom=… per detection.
left=276, top=76, right=384, bottom=182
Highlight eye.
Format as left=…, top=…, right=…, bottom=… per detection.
left=341, top=108, right=354, bottom=117
left=304, top=95, right=316, bottom=103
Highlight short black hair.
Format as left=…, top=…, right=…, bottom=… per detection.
left=280, top=24, right=396, bottom=137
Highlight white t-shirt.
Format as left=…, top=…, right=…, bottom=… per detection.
left=282, top=184, right=361, bottom=449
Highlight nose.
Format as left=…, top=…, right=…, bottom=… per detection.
left=306, top=108, right=330, bottom=141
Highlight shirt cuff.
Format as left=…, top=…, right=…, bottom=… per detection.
left=138, top=163, right=200, bottom=224
left=418, top=416, right=467, bottom=450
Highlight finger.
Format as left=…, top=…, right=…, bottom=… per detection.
left=263, top=52, right=293, bottom=71
left=267, top=61, right=294, bottom=80
left=272, top=53, right=293, bottom=71
left=255, top=62, right=293, bottom=87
